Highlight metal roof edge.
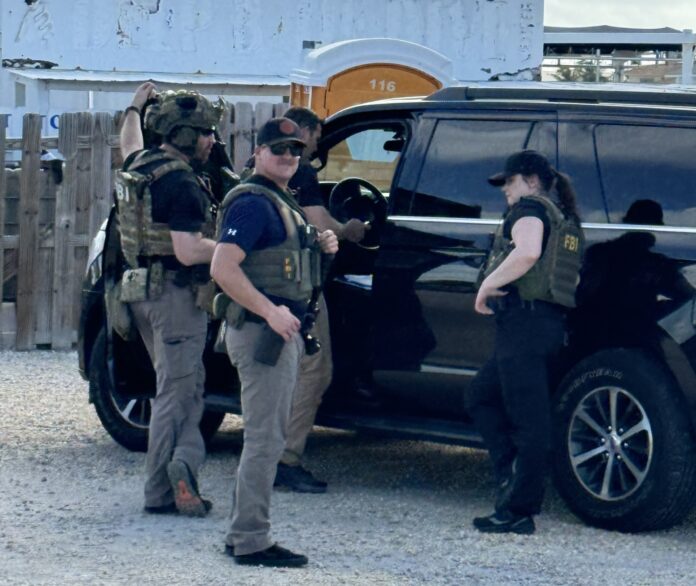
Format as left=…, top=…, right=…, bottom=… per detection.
left=4, top=69, right=290, bottom=86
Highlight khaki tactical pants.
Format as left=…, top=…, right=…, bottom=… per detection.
left=281, top=294, right=333, bottom=466
left=130, top=277, right=207, bottom=508
left=224, top=321, right=304, bottom=556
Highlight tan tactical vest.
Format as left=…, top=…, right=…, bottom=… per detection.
left=482, top=195, right=584, bottom=308
left=114, top=150, right=214, bottom=268
left=217, top=181, right=322, bottom=302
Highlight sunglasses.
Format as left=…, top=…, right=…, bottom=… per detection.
left=199, top=128, right=216, bottom=137
left=268, top=143, right=303, bottom=157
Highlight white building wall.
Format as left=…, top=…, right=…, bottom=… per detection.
left=4, top=0, right=542, bottom=79
left=1, top=0, right=544, bottom=136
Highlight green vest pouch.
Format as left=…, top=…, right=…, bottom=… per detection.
left=105, top=280, right=136, bottom=341
left=118, top=262, right=164, bottom=303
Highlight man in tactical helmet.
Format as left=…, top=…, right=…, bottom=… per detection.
left=211, top=117, right=338, bottom=567
left=116, top=83, right=221, bottom=517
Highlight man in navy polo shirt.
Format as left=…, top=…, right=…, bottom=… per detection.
left=211, top=118, right=338, bottom=567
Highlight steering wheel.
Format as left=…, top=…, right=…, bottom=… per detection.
left=329, top=177, right=387, bottom=250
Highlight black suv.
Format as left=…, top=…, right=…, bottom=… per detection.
left=79, top=83, right=696, bottom=532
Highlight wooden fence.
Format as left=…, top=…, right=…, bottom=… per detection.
left=0, top=101, right=288, bottom=350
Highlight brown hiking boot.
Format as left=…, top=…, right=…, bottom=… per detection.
left=166, top=459, right=211, bottom=517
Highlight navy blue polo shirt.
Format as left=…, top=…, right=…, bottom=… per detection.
left=219, top=175, right=307, bottom=316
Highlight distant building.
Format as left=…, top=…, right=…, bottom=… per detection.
left=623, top=61, right=684, bottom=84
left=543, top=26, right=696, bottom=85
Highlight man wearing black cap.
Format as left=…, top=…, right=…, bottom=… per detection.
left=211, top=117, right=338, bottom=567
left=276, top=106, right=371, bottom=493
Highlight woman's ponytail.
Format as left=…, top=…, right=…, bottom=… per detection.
left=553, top=170, right=580, bottom=224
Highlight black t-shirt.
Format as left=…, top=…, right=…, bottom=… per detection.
left=289, top=162, right=324, bottom=207
left=123, top=148, right=208, bottom=270
left=503, top=197, right=551, bottom=253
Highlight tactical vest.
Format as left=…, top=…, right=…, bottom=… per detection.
left=482, top=195, right=585, bottom=308
left=114, top=150, right=215, bottom=268
left=217, top=181, right=322, bottom=302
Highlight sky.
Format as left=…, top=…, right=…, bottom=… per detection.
left=544, top=0, right=696, bottom=31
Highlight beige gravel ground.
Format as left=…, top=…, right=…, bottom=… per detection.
left=3, top=350, right=696, bottom=585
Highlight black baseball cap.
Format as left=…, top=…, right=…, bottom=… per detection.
left=488, top=150, right=553, bottom=186
left=256, top=117, right=306, bottom=148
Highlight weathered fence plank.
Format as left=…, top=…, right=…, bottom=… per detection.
left=255, top=102, right=275, bottom=135
left=15, top=114, right=42, bottom=350
left=218, top=103, right=234, bottom=162
left=52, top=113, right=80, bottom=349
left=35, top=244, right=53, bottom=345
left=274, top=102, right=290, bottom=117
left=89, top=113, right=113, bottom=240
left=73, top=113, right=93, bottom=238
left=0, top=114, right=7, bottom=349
left=0, top=115, right=7, bottom=299
left=232, top=102, right=254, bottom=172
left=4, top=101, right=286, bottom=348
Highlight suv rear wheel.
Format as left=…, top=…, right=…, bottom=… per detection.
left=552, top=348, right=696, bottom=532
left=89, top=329, right=225, bottom=452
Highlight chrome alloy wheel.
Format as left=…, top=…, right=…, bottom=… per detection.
left=567, top=386, right=653, bottom=501
left=109, top=389, right=151, bottom=430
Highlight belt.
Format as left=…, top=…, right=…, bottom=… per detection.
left=495, top=296, right=561, bottom=312
left=245, top=311, right=265, bottom=324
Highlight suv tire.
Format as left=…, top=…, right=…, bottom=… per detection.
left=552, top=348, right=696, bottom=532
left=89, top=329, right=225, bottom=452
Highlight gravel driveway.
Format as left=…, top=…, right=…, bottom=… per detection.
left=3, top=350, right=696, bottom=585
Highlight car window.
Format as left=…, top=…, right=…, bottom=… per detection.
left=595, top=124, right=696, bottom=227
left=558, top=123, right=609, bottom=224
left=318, top=128, right=401, bottom=193
left=411, top=119, right=551, bottom=219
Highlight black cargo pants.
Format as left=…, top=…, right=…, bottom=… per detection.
left=465, top=296, right=565, bottom=517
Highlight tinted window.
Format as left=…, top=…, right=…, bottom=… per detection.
left=595, top=124, right=696, bottom=227
left=319, top=127, right=402, bottom=193
left=412, top=119, right=551, bottom=219
left=558, top=123, right=608, bottom=224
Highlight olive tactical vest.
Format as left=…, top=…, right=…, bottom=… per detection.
left=482, top=195, right=584, bottom=308
left=217, top=181, right=322, bottom=302
left=114, top=151, right=214, bottom=268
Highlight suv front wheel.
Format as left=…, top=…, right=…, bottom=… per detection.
left=89, top=329, right=225, bottom=452
left=552, top=348, right=696, bottom=532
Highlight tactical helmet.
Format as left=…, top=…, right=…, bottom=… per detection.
left=144, top=90, right=223, bottom=140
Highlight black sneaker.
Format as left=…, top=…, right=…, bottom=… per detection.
left=230, top=543, right=308, bottom=568
left=473, top=511, right=535, bottom=535
left=274, top=463, right=327, bottom=494
left=166, top=459, right=212, bottom=517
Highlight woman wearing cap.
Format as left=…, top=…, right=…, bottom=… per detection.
left=465, top=150, right=582, bottom=535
